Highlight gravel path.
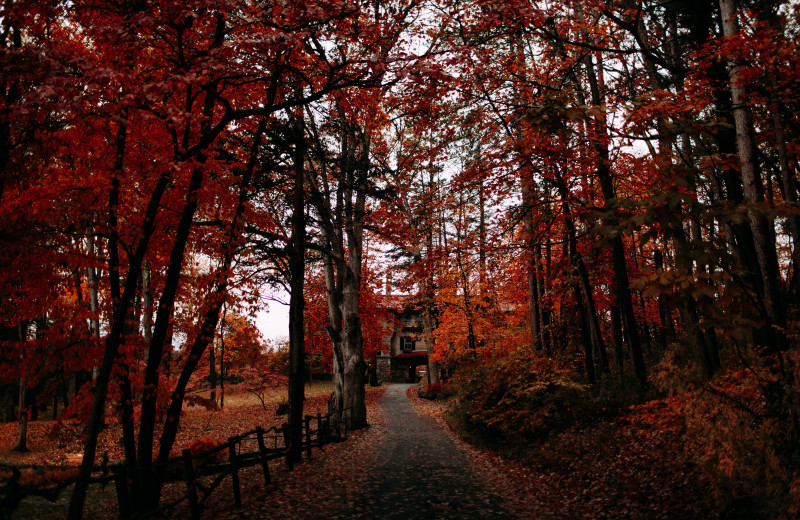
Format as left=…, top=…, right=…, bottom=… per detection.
left=341, top=384, right=515, bottom=520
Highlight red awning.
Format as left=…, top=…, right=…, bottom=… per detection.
left=395, top=352, right=428, bottom=358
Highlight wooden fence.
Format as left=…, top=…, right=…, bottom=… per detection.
left=0, top=410, right=353, bottom=520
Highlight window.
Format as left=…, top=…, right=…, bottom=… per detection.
left=401, top=337, right=416, bottom=352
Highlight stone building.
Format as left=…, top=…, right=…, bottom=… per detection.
left=373, top=295, right=430, bottom=383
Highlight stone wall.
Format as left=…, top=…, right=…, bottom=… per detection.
left=375, top=355, right=391, bottom=383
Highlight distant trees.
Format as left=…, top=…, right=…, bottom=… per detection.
left=383, top=0, right=800, bottom=387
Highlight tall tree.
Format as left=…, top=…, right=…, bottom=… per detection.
left=307, top=106, right=373, bottom=431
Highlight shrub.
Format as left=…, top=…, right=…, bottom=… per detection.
left=630, top=348, right=800, bottom=518
left=446, top=349, right=608, bottom=455
left=419, top=382, right=454, bottom=400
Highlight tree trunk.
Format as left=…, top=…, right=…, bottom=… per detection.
left=135, top=160, right=207, bottom=509
left=674, top=215, right=715, bottom=380
left=287, top=119, right=307, bottom=466
left=583, top=50, right=647, bottom=388
left=769, top=82, right=800, bottom=298
left=336, top=126, right=368, bottom=430
left=219, top=309, right=227, bottom=408
left=522, top=175, right=542, bottom=351
left=152, top=116, right=268, bottom=502
left=86, top=234, right=101, bottom=381
left=14, top=377, right=27, bottom=452
left=209, top=335, right=217, bottom=403
left=310, top=120, right=369, bottom=431
left=540, top=240, right=554, bottom=354
left=718, top=0, right=786, bottom=351
left=558, top=179, right=608, bottom=379
left=424, top=171, right=440, bottom=385
left=610, top=304, right=625, bottom=377
left=653, top=249, right=675, bottom=349
left=423, top=309, right=440, bottom=386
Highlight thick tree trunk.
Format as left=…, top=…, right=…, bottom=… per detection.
left=340, top=269, right=366, bottom=429
left=323, top=242, right=346, bottom=423
left=336, top=127, right=368, bottom=430
left=719, top=0, right=787, bottom=351
left=287, top=123, right=307, bottom=466
left=311, top=121, right=369, bottom=431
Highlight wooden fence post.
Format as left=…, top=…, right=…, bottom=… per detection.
left=325, top=414, right=331, bottom=444
left=317, top=413, right=324, bottom=450
left=228, top=438, right=242, bottom=508
left=304, top=415, right=312, bottom=459
left=182, top=449, right=200, bottom=520
left=112, top=466, right=131, bottom=520
left=256, top=427, right=271, bottom=486
left=281, top=423, right=291, bottom=467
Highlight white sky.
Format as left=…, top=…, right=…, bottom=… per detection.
left=255, top=290, right=290, bottom=343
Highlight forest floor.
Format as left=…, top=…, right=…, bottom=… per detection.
left=1, top=381, right=341, bottom=468
left=199, top=382, right=717, bottom=520
left=409, top=388, right=717, bottom=519
left=2, top=380, right=360, bottom=519
left=3, top=381, right=718, bottom=519
left=197, top=383, right=536, bottom=520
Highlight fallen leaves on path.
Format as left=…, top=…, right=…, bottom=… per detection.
left=198, top=385, right=388, bottom=520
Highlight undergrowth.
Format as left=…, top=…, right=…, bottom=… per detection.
left=442, top=344, right=800, bottom=519
left=445, top=349, right=629, bottom=459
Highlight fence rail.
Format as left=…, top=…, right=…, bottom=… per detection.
left=0, top=408, right=354, bottom=520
